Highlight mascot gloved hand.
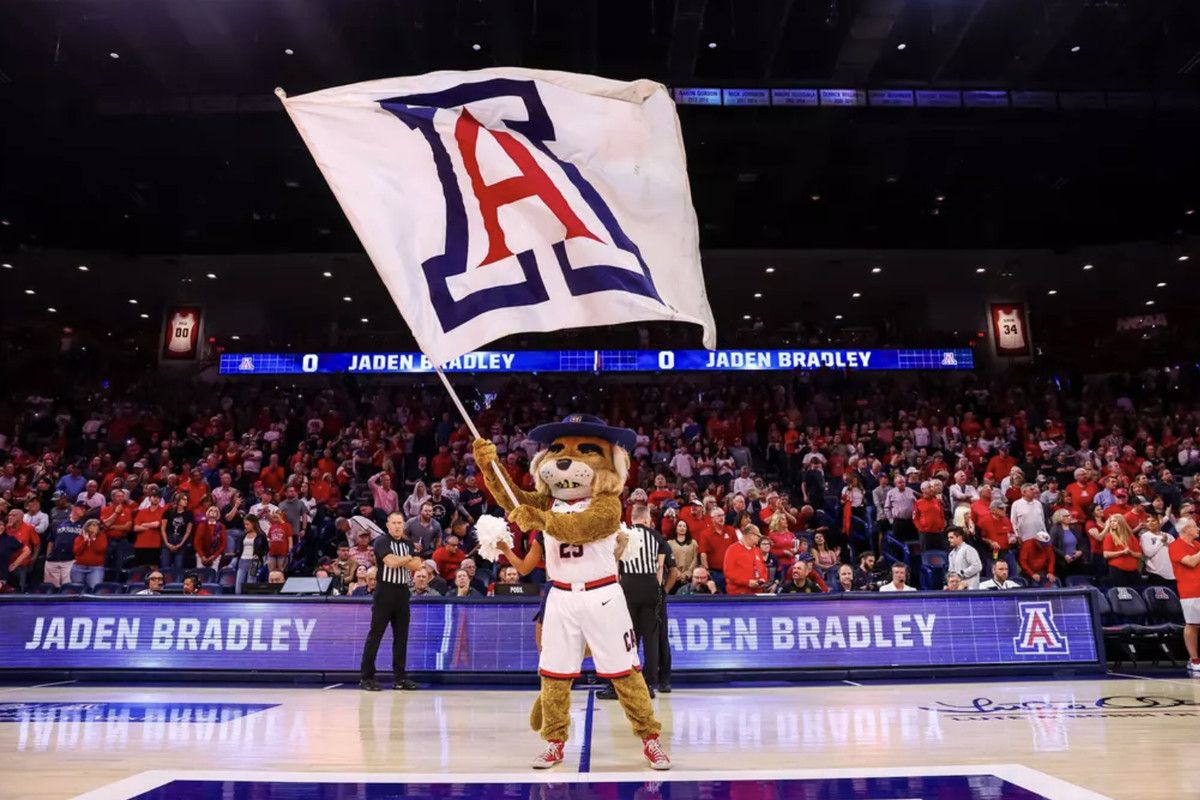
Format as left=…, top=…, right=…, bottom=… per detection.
left=472, top=415, right=669, bottom=771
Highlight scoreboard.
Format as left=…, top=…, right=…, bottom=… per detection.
left=219, top=348, right=973, bottom=375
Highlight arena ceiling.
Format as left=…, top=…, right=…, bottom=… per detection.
left=0, top=0, right=1199, bottom=259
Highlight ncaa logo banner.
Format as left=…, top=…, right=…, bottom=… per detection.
left=278, top=69, right=717, bottom=366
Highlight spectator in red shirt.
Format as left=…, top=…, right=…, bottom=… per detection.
left=1102, top=515, right=1143, bottom=587
left=723, top=525, right=767, bottom=595
left=699, top=506, right=737, bottom=592
left=431, top=534, right=467, bottom=582
left=913, top=481, right=947, bottom=551
left=1166, top=518, right=1200, bottom=676
left=1065, top=468, right=1099, bottom=518
left=71, top=519, right=108, bottom=590
left=1018, top=532, right=1057, bottom=587
left=984, top=446, right=1017, bottom=486
left=976, top=499, right=1018, bottom=578
left=265, top=511, right=293, bottom=575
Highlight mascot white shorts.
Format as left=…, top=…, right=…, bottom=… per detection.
left=539, top=580, right=641, bottom=679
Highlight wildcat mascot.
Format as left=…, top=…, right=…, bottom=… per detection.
left=473, top=415, right=669, bottom=770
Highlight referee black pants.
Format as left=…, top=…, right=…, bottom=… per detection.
left=360, top=584, right=411, bottom=680
left=622, top=576, right=661, bottom=687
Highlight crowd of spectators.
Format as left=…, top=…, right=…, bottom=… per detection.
left=1, top=367, right=1199, bottom=601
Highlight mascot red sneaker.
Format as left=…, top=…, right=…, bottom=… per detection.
left=473, top=414, right=669, bottom=770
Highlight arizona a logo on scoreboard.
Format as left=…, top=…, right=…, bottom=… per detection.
left=1013, top=601, right=1069, bottom=655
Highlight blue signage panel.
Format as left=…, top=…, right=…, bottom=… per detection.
left=963, top=90, right=1009, bottom=108
left=722, top=89, right=769, bottom=107
left=1012, top=91, right=1058, bottom=110
left=819, top=89, right=866, bottom=107
left=915, top=90, right=962, bottom=108
left=867, top=89, right=914, bottom=108
left=673, top=88, right=722, bottom=106
left=219, top=348, right=974, bottom=375
left=0, top=591, right=1099, bottom=673
left=770, top=89, right=820, bottom=107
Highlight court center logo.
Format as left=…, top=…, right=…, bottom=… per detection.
left=1013, top=601, right=1069, bottom=655
left=377, top=78, right=664, bottom=333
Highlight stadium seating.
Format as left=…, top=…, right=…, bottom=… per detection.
left=919, top=550, right=948, bottom=590
left=1106, top=587, right=1179, bottom=666
left=58, top=583, right=86, bottom=595
left=29, top=583, right=57, bottom=594
left=217, top=567, right=238, bottom=594
left=93, top=582, right=125, bottom=595
left=1065, top=575, right=1095, bottom=588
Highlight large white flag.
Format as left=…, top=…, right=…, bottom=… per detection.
left=278, top=68, right=716, bottom=366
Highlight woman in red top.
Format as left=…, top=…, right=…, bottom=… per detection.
left=193, top=506, right=227, bottom=571
left=70, top=519, right=108, bottom=590
left=765, top=515, right=797, bottom=579
left=1102, top=515, right=1143, bottom=587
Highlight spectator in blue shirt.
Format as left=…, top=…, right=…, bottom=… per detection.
left=55, top=463, right=86, bottom=502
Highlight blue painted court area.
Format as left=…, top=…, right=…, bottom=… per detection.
left=123, top=776, right=1051, bottom=800
left=0, top=701, right=277, bottom=723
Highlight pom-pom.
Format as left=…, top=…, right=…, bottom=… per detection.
left=475, top=514, right=514, bottom=562
left=617, top=522, right=646, bottom=563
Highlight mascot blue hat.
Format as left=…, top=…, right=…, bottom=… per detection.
left=528, top=414, right=637, bottom=453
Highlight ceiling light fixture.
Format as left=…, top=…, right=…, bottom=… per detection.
left=78, top=265, right=89, bottom=272
left=47, top=307, right=56, bottom=313
left=231, top=335, right=241, bottom=340
left=765, top=267, right=775, bottom=273
left=1082, top=263, right=1093, bottom=270
left=707, top=42, right=717, bottom=49
left=1069, top=45, right=1081, bottom=53
left=206, top=273, right=217, bottom=279
left=323, top=271, right=333, bottom=277
left=1179, top=255, right=1190, bottom=262
left=0, top=219, right=9, bottom=226
left=472, top=43, right=482, bottom=52
left=1145, top=300, right=1155, bottom=306
left=342, top=296, right=352, bottom=302
left=284, top=48, right=294, bottom=56
left=897, top=42, right=907, bottom=51
left=935, top=195, right=945, bottom=202
left=1187, top=209, right=1195, bottom=216
left=742, top=314, right=751, bottom=320
left=24, top=289, right=34, bottom=295
left=834, top=314, right=843, bottom=320
left=975, top=267, right=985, bottom=273
left=753, top=292, right=762, bottom=298
left=851, top=292, right=861, bottom=298
left=139, top=312, right=150, bottom=318
left=109, top=52, right=120, bottom=60
left=1157, top=282, right=1167, bottom=287
left=871, top=267, right=882, bottom=273
left=1, top=263, right=11, bottom=269
left=1047, top=289, right=1058, bottom=295
left=360, top=317, right=369, bottom=323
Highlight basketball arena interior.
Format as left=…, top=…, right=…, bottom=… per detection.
left=2, top=1, right=1200, bottom=799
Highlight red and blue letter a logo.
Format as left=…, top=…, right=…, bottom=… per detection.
left=1013, top=602, right=1069, bottom=655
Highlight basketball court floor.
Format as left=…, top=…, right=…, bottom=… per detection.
left=4, top=673, right=1197, bottom=800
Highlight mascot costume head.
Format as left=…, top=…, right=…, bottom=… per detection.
left=472, top=415, right=668, bottom=770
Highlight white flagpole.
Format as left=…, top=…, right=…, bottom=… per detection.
left=433, top=366, right=522, bottom=508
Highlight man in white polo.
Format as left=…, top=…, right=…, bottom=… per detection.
left=1010, top=483, right=1047, bottom=543
left=1167, top=517, right=1200, bottom=677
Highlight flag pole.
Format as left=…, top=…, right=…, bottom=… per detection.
left=433, top=366, right=522, bottom=508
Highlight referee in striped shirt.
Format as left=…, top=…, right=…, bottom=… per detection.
left=360, top=511, right=424, bottom=691
left=598, top=502, right=666, bottom=699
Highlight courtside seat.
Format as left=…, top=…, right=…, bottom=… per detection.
left=29, top=582, right=57, bottom=594
left=217, top=567, right=238, bottom=594
left=919, top=549, right=948, bottom=590
left=58, top=583, right=86, bottom=595
left=93, top=582, right=125, bottom=595
left=1141, top=586, right=1185, bottom=629
left=1065, top=575, right=1095, bottom=588
left=193, top=567, right=217, bottom=584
